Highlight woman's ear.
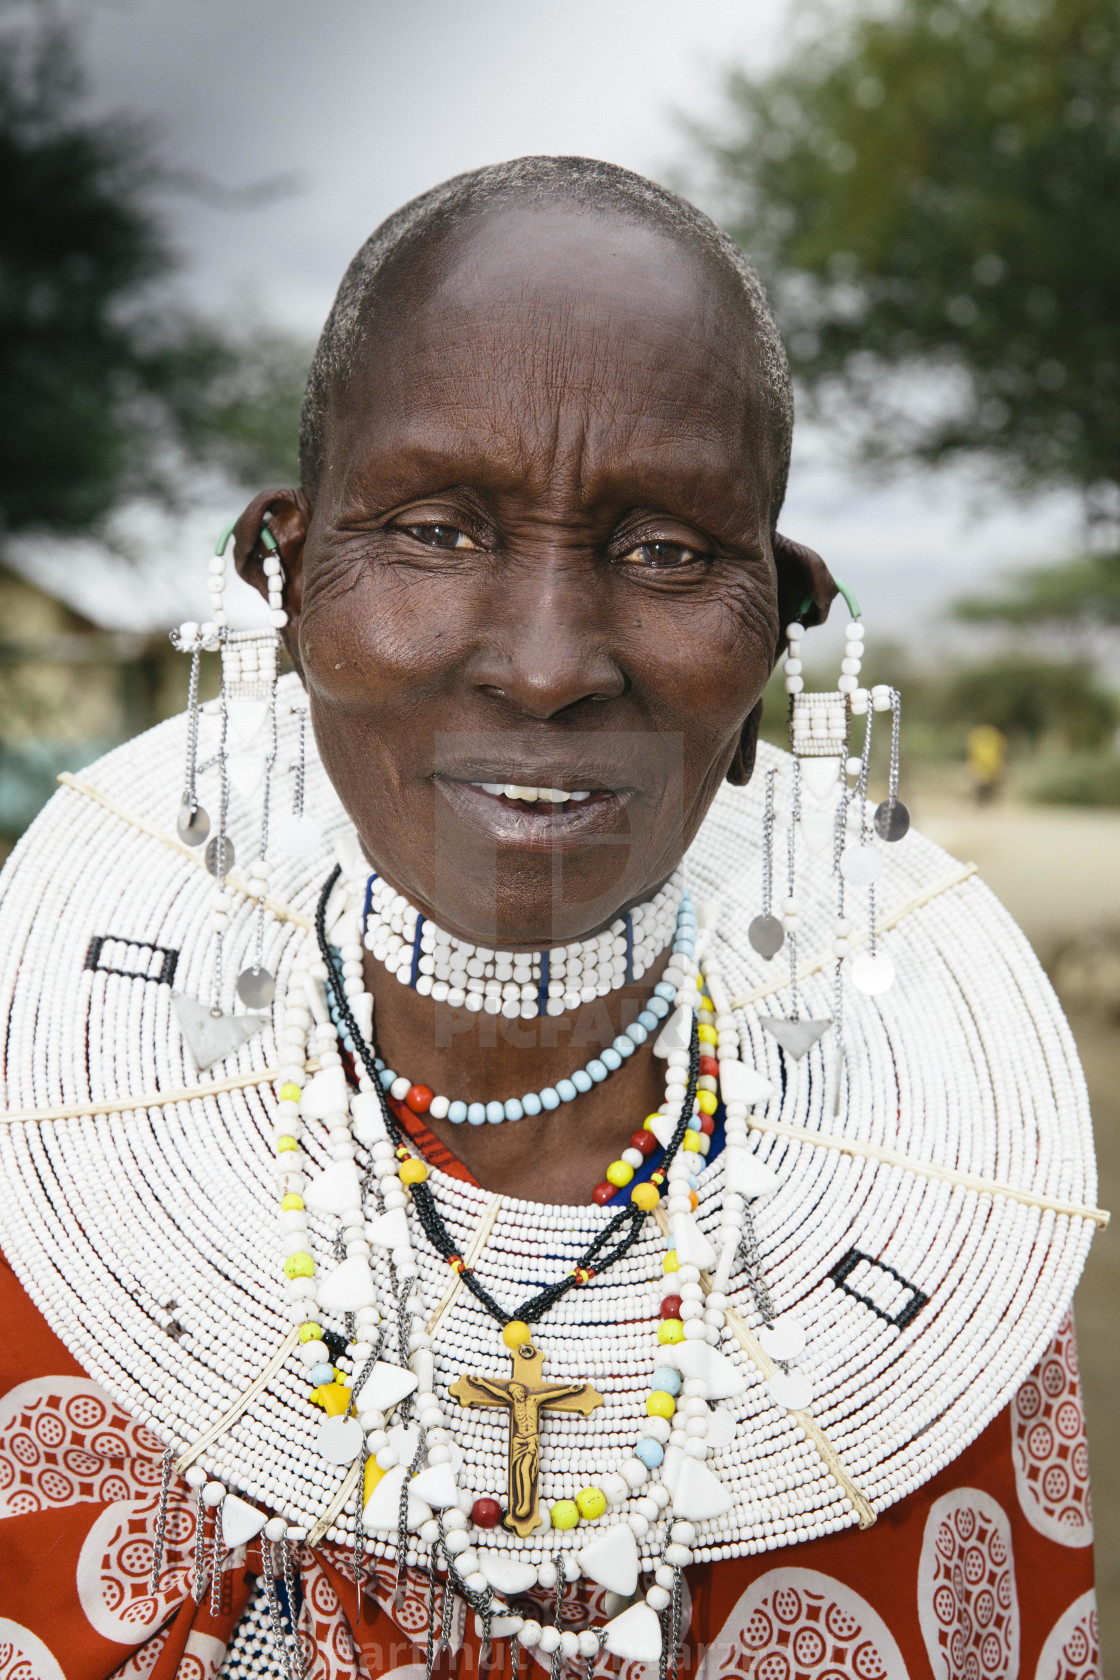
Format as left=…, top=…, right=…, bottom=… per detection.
left=233, top=488, right=311, bottom=674
left=726, top=534, right=836, bottom=787
left=773, top=532, right=836, bottom=631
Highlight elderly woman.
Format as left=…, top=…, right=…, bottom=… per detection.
left=0, top=159, right=1099, bottom=1680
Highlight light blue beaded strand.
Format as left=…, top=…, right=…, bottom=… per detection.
left=341, top=894, right=695, bottom=1126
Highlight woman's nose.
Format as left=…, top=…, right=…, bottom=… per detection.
left=465, top=564, right=627, bottom=720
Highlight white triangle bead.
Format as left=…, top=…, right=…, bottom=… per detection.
left=647, top=1112, right=676, bottom=1150
left=479, top=1555, right=538, bottom=1596
left=409, top=1461, right=460, bottom=1508
left=577, top=1522, right=639, bottom=1596
left=220, top=1493, right=268, bottom=1547
left=800, top=756, right=842, bottom=799
left=366, top=1207, right=410, bottom=1249
left=653, top=1004, right=693, bottom=1057
left=475, top=1614, right=524, bottom=1640
left=672, top=1456, right=734, bottom=1522
left=227, top=753, right=266, bottom=798
left=300, top=1067, right=350, bottom=1120
left=304, top=1161, right=362, bottom=1214
left=316, top=1255, right=378, bottom=1311
left=353, top=1361, right=418, bottom=1412
left=172, top=996, right=266, bottom=1072
left=671, top=1215, right=717, bottom=1271
left=718, top=1062, right=774, bottom=1106
left=362, top=1464, right=431, bottom=1532
left=387, top=1423, right=420, bottom=1466
left=724, top=1148, right=781, bottom=1199
left=663, top=1340, right=747, bottom=1400
left=351, top=1090, right=388, bottom=1144
left=603, top=1602, right=663, bottom=1663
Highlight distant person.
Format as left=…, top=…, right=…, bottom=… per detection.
left=967, top=722, right=1007, bottom=803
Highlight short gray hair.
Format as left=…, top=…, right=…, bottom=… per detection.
left=299, top=155, right=793, bottom=521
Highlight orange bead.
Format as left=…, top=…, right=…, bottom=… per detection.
left=406, top=1084, right=434, bottom=1115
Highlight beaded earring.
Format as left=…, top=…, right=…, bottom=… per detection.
left=754, top=584, right=908, bottom=1052
left=169, top=521, right=286, bottom=1066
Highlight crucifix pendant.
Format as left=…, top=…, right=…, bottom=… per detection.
left=449, top=1332, right=604, bottom=1537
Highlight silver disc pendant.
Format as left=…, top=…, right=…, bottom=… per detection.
left=874, top=798, right=911, bottom=842
left=317, top=1414, right=364, bottom=1465
left=204, top=834, right=235, bottom=876
left=237, top=966, right=276, bottom=1007
left=177, top=797, right=210, bottom=846
left=748, top=914, right=785, bottom=960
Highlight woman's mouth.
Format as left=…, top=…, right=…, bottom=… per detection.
left=432, top=775, right=631, bottom=847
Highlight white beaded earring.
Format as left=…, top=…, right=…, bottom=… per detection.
left=754, top=584, right=907, bottom=1051
left=168, top=521, right=286, bottom=1066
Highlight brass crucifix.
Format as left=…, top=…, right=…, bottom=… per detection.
left=449, top=1335, right=604, bottom=1537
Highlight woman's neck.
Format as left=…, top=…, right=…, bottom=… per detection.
left=364, top=944, right=674, bottom=1204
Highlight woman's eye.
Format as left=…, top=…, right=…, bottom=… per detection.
left=399, top=522, right=478, bottom=550
left=618, top=540, right=705, bottom=568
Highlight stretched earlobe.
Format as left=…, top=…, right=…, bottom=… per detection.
left=726, top=697, right=765, bottom=786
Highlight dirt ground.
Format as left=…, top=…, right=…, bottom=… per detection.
left=916, top=796, right=1120, bottom=1673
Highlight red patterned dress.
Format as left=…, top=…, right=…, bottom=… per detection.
left=0, top=1117, right=1099, bottom=1680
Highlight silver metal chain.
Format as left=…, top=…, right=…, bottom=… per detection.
left=149, top=1448, right=175, bottom=1595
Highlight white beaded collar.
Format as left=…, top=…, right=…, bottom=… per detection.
left=0, top=674, right=1099, bottom=1562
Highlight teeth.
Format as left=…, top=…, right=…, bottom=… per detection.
left=473, top=783, right=594, bottom=804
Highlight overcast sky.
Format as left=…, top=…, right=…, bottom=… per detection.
left=26, top=0, right=1082, bottom=644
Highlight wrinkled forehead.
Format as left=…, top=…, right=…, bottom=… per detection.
left=322, top=202, right=782, bottom=502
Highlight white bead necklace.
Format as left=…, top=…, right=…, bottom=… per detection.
left=363, top=869, right=682, bottom=1020
left=0, top=678, right=1098, bottom=1661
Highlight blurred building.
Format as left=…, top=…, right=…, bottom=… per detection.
left=0, top=561, right=186, bottom=844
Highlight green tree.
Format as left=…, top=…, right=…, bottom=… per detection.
left=0, top=6, right=307, bottom=535
left=700, top=0, right=1120, bottom=507
left=955, top=551, right=1120, bottom=630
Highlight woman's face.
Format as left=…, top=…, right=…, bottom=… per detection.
left=258, top=203, right=796, bottom=948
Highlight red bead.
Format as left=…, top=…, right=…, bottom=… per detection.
left=699, top=1114, right=715, bottom=1135
left=406, top=1084, right=434, bottom=1115
left=699, top=1055, right=720, bottom=1079
left=592, top=1181, right=616, bottom=1205
left=660, top=1293, right=683, bottom=1319
left=472, top=1497, right=502, bottom=1529
left=630, top=1129, right=658, bottom=1157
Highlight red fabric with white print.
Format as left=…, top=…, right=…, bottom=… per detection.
left=0, top=1252, right=1098, bottom=1680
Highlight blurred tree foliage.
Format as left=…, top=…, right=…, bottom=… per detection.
left=955, top=550, right=1120, bottom=628
left=943, top=654, right=1118, bottom=748
left=701, top=0, right=1120, bottom=508
left=0, top=6, right=307, bottom=535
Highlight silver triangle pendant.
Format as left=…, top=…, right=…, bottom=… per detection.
left=172, top=994, right=268, bottom=1072
left=759, top=1016, right=831, bottom=1059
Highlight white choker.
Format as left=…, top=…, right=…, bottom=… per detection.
left=362, top=870, right=684, bottom=1020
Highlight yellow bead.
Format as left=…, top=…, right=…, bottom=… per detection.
left=276, top=1135, right=299, bottom=1153
left=313, top=1381, right=352, bottom=1417
left=284, top=1252, right=314, bottom=1279
left=279, top=1082, right=302, bottom=1103
left=697, top=1024, right=717, bottom=1045
left=550, top=1499, right=580, bottom=1530
left=298, top=1322, right=322, bottom=1342
left=631, top=1182, right=660, bottom=1211
left=503, top=1320, right=531, bottom=1350
left=605, top=1160, right=633, bottom=1188
left=643, top=1114, right=662, bottom=1131
left=281, top=1193, right=304, bottom=1211
left=575, top=1487, right=607, bottom=1520
left=682, top=1129, right=702, bottom=1153
left=646, top=1390, right=676, bottom=1418
left=658, top=1318, right=684, bottom=1345
left=399, top=1158, right=428, bottom=1185
left=697, top=1090, right=718, bottom=1116
left=663, top=1250, right=679, bottom=1273
left=364, top=1459, right=384, bottom=1503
